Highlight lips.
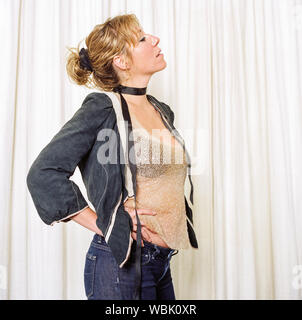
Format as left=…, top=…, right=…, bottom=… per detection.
left=156, top=49, right=162, bottom=57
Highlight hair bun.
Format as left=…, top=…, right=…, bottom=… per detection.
left=79, top=48, right=93, bottom=72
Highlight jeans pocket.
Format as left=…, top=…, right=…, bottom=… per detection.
left=84, top=252, right=97, bottom=299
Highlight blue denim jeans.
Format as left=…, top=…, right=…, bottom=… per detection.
left=84, top=233, right=179, bottom=300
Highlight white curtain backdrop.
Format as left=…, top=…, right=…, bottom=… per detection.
left=1, top=0, right=301, bottom=300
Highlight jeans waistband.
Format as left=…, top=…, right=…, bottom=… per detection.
left=93, top=233, right=106, bottom=244
left=93, top=234, right=179, bottom=260
left=140, top=239, right=179, bottom=260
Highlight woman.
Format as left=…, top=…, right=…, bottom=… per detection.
left=27, top=13, right=198, bottom=300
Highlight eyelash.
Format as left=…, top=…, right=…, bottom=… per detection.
left=140, top=37, right=146, bottom=42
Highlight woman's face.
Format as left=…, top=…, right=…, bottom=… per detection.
left=127, top=29, right=167, bottom=76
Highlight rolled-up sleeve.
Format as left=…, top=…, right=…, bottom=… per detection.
left=26, top=92, right=112, bottom=225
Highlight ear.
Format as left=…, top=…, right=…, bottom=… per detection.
left=112, top=54, right=129, bottom=71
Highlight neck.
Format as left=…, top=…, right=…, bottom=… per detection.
left=121, top=93, right=148, bottom=106
left=121, top=77, right=149, bottom=89
left=116, top=79, right=150, bottom=105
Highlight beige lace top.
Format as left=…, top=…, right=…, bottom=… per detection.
left=125, top=115, right=191, bottom=250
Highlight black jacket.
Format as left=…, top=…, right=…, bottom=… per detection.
left=26, top=91, right=198, bottom=299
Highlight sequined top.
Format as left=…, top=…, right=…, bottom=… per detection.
left=125, top=115, right=191, bottom=250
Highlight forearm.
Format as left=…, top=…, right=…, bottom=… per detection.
left=71, top=206, right=103, bottom=236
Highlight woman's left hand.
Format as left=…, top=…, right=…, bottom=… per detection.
left=124, top=206, right=159, bottom=246
left=131, top=225, right=159, bottom=245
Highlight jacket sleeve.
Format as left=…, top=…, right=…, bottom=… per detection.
left=26, top=92, right=113, bottom=226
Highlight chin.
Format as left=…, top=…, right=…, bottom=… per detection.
left=157, top=60, right=167, bottom=71
left=149, top=60, right=167, bottom=75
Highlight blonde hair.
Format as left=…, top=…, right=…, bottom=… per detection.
left=66, top=14, right=142, bottom=91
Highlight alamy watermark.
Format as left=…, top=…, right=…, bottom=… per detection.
left=96, top=122, right=208, bottom=176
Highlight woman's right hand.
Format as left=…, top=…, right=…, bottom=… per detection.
left=124, top=206, right=157, bottom=247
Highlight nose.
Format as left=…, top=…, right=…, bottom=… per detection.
left=150, top=35, right=160, bottom=46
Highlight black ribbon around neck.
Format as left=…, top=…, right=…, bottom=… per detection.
left=113, top=84, right=147, bottom=95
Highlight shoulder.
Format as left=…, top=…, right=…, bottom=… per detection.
left=65, top=92, right=114, bottom=132
left=82, top=91, right=113, bottom=111
left=78, top=92, right=114, bottom=125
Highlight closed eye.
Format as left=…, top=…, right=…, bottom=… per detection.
left=139, top=36, right=146, bottom=42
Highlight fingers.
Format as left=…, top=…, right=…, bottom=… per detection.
left=131, top=226, right=153, bottom=242
left=125, top=206, right=157, bottom=247
left=131, top=231, right=144, bottom=247
left=125, top=207, right=156, bottom=232
left=131, top=221, right=145, bottom=231
left=124, top=207, right=157, bottom=218
left=131, top=226, right=154, bottom=246
left=141, top=227, right=152, bottom=242
left=131, top=223, right=152, bottom=238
